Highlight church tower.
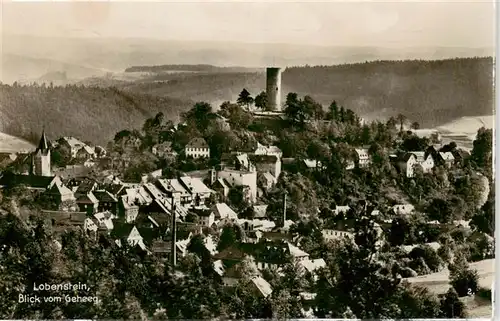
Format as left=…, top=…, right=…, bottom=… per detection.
left=32, top=130, right=51, bottom=176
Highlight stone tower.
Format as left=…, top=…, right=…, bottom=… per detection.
left=32, top=130, right=51, bottom=176
left=266, top=67, right=282, bottom=111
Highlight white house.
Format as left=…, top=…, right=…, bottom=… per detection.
left=178, top=176, right=214, bottom=207
left=354, top=148, right=371, bottom=168
left=59, top=136, right=98, bottom=160
left=322, top=229, right=354, bottom=241
left=250, top=276, right=273, bottom=298
left=198, top=210, right=216, bottom=227
left=212, top=202, right=238, bottom=221
left=392, top=204, right=415, bottom=215
left=410, top=151, right=435, bottom=173
left=113, top=224, right=146, bottom=250
left=439, top=152, right=455, bottom=168
left=216, top=168, right=257, bottom=203
left=398, top=153, right=419, bottom=178
left=185, top=137, right=210, bottom=159
left=334, top=205, right=351, bottom=216
left=298, top=258, right=326, bottom=279
left=254, top=142, right=282, bottom=159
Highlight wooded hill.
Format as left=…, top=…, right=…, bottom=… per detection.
left=116, top=57, right=494, bottom=127
left=0, top=84, right=193, bottom=145
left=1, top=57, right=493, bottom=145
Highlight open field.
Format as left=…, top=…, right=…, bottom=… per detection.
left=405, top=259, right=494, bottom=294
left=405, top=259, right=494, bottom=318
left=0, top=132, right=35, bottom=153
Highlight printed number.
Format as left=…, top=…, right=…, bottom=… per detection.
left=467, top=288, right=474, bottom=296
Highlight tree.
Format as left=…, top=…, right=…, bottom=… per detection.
left=426, top=198, right=453, bottom=223
left=327, top=100, right=339, bottom=121
left=217, top=224, right=241, bottom=252
left=410, top=121, right=420, bottom=130
left=237, top=89, right=254, bottom=110
left=339, top=106, right=346, bottom=122
left=386, top=117, right=397, bottom=131
left=471, top=127, right=492, bottom=176
left=254, top=91, right=267, bottom=110
left=388, top=217, right=415, bottom=246
left=396, top=113, right=407, bottom=132
left=470, top=199, right=494, bottom=236
left=284, top=93, right=316, bottom=127
left=182, top=102, right=216, bottom=133
left=449, top=258, right=479, bottom=297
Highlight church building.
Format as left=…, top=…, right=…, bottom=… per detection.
left=31, top=130, right=52, bottom=176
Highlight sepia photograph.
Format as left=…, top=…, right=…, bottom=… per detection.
left=0, top=0, right=496, bottom=319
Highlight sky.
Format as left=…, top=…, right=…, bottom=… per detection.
left=1, top=0, right=496, bottom=48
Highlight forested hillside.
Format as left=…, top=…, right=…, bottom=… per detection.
left=0, top=57, right=493, bottom=146
left=116, top=57, right=494, bottom=127
left=0, top=84, right=193, bottom=145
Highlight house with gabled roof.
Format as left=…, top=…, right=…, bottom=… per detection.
left=258, top=171, right=276, bottom=191
left=212, top=177, right=231, bottom=199
left=94, top=211, right=115, bottom=232
left=211, top=203, right=238, bottom=226
left=178, top=176, right=213, bottom=207
left=157, top=178, right=192, bottom=206
left=354, top=148, right=371, bottom=168
left=143, top=183, right=167, bottom=201
left=298, top=258, right=326, bottom=279
left=409, top=151, right=435, bottom=173
left=216, top=168, right=257, bottom=203
left=253, top=142, right=282, bottom=159
left=119, top=195, right=140, bottom=223
left=106, top=183, right=128, bottom=198
left=111, top=222, right=146, bottom=249
left=0, top=172, right=60, bottom=191
left=438, top=152, right=455, bottom=168
left=45, top=179, right=76, bottom=205
left=249, top=154, right=281, bottom=179
left=396, top=153, right=420, bottom=178
left=250, top=277, right=273, bottom=298
left=84, top=218, right=99, bottom=239
left=74, top=179, right=98, bottom=196
left=185, top=137, right=210, bottom=159
left=93, top=190, right=119, bottom=214
left=76, top=145, right=96, bottom=160
left=76, top=192, right=99, bottom=215
left=191, top=208, right=215, bottom=227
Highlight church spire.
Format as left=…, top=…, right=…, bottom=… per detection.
left=37, top=128, right=49, bottom=153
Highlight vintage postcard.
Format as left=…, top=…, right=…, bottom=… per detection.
left=0, top=1, right=496, bottom=319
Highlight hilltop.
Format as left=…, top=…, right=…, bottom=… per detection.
left=0, top=58, right=493, bottom=145
left=0, top=84, right=193, bottom=145
left=112, top=57, right=493, bottom=128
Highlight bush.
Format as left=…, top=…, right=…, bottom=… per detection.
left=450, top=268, right=479, bottom=297
left=475, top=287, right=491, bottom=301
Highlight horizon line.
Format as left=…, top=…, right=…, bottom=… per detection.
left=3, top=33, right=495, bottom=50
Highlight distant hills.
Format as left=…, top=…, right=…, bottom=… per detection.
left=112, top=57, right=494, bottom=128
left=0, top=34, right=494, bottom=145
left=1, top=34, right=494, bottom=83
